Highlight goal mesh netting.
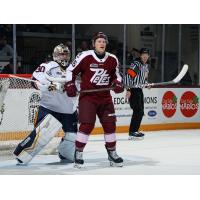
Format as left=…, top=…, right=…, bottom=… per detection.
left=0, top=74, right=62, bottom=160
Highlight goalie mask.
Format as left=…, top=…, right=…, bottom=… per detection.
left=53, top=44, right=71, bottom=69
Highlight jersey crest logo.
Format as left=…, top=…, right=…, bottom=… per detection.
left=90, top=68, right=110, bottom=85
left=90, top=63, right=98, bottom=68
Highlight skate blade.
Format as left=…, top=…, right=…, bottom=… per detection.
left=15, top=158, right=28, bottom=166
left=74, top=163, right=84, bottom=169
left=128, top=136, right=144, bottom=140
left=16, top=162, right=28, bottom=166
left=110, top=161, right=123, bottom=167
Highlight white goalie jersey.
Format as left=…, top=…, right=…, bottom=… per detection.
left=32, top=61, right=77, bottom=114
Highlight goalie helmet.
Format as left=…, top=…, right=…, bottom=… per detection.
left=52, top=44, right=71, bottom=68
left=92, top=32, right=109, bottom=45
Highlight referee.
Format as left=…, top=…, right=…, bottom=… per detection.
left=124, top=48, right=150, bottom=140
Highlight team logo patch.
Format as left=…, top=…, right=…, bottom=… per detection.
left=90, top=68, right=110, bottom=85
left=90, top=63, right=98, bottom=68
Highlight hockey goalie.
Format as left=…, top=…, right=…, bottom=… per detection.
left=13, top=44, right=78, bottom=165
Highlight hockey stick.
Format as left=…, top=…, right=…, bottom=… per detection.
left=44, top=64, right=188, bottom=93
left=148, top=64, right=189, bottom=87
left=80, top=64, right=189, bottom=93
left=8, top=74, right=39, bottom=84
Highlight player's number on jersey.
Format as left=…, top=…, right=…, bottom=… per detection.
left=35, top=65, right=45, bottom=73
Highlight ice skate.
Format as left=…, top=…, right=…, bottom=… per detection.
left=105, top=147, right=123, bottom=167
left=15, top=158, right=27, bottom=166
left=74, top=150, right=84, bottom=169
left=128, top=132, right=145, bottom=140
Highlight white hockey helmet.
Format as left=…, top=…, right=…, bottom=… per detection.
left=52, top=43, right=71, bottom=68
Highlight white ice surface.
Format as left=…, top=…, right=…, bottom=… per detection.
left=0, top=129, right=200, bottom=175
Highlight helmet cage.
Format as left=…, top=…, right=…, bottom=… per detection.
left=53, top=44, right=71, bottom=67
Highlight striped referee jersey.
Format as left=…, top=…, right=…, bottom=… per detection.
left=123, top=58, right=149, bottom=89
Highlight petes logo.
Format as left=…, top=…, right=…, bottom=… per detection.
left=90, top=68, right=110, bottom=85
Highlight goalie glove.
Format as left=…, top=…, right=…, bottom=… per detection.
left=48, top=82, right=64, bottom=92
left=48, top=82, right=57, bottom=91
left=35, top=81, right=64, bottom=92
left=111, top=79, right=124, bottom=94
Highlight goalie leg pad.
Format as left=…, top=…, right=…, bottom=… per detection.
left=57, top=132, right=76, bottom=162
left=13, top=114, right=62, bottom=164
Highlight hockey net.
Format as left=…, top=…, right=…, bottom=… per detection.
left=0, top=74, right=62, bottom=160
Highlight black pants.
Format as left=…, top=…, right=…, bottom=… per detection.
left=128, top=88, right=144, bottom=133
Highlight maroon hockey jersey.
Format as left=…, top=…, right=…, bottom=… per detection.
left=67, top=50, right=122, bottom=99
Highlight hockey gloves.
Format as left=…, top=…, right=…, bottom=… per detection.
left=64, top=81, right=77, bottom=97
left=112, top=79, right=124, bottom=94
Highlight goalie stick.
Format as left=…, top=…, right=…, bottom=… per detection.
left=8, top=74, right=64, bottom=92
left=8, top=74, right=40, bottom=84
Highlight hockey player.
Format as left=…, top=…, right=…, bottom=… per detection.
left=13, top=44, right=78, bottom=164
left=64, top=32, right=124, bottom=168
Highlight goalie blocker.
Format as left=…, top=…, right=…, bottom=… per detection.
left=13, top=114, right=62, bottom=164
